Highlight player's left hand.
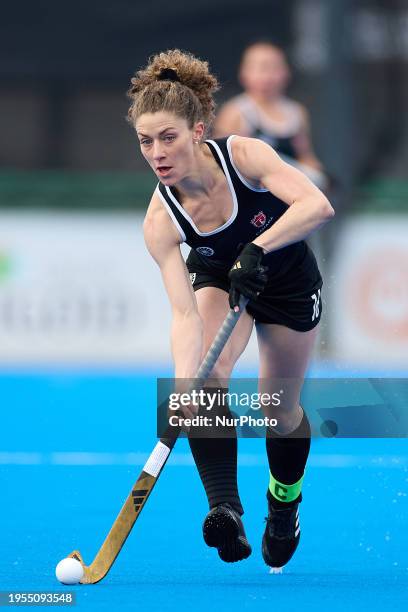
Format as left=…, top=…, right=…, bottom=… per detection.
left=228, top=243, right=268, bottom=310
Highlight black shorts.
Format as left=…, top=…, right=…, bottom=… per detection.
left=186, top=246, right=323, bottom=332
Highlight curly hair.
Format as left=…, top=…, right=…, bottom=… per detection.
left=127, top=49, right=219, bottom=134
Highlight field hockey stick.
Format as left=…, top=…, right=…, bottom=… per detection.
left=68, top=295, right=249, bottom=584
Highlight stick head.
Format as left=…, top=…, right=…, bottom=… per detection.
left=68, top=550, right=91, bottom=584
left=68, top=550, right=108, bottom=584
left=68, top=550, right=84, bottom=564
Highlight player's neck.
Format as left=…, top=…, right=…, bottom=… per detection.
left=174, top=145, right=220, bottom=200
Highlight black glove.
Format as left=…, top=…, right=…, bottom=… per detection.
left=228, top=243, right=268, bottom=309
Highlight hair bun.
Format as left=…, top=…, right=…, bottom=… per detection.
left=157, top=67, right=180, bottom=82
left=128, top=50, right=219, bottom=131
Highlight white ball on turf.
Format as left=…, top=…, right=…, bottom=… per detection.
left=55, top=558, right=84, bottom=584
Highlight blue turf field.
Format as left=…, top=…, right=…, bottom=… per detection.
left=1, top=370, right=408, bottom=611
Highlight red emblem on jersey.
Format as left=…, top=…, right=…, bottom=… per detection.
left=251, top=211, right=267, bottom=228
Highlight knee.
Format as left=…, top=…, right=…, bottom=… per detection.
left=267, top=405, right=304, bottom=435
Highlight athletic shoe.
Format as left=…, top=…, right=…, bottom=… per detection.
left=262, top=491, right=300, bottom=570
left=203, top=503, right=252, bottom=563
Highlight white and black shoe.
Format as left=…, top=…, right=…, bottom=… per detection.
left=262, top=491, right=301, bottom=571
left=203, top=503, right=252, bottom=563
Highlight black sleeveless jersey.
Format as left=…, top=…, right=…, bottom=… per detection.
left=156, top=136, right=307, bottom=277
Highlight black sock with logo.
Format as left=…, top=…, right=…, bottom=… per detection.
left=265, top=409, right=311, bottom=509
left=188, top=387, right=243, bottom=515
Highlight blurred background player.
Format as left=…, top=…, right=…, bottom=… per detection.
left=214, top=41, right=324, bottom=179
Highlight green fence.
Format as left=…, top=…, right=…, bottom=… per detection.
left=0, top=171, right=156, bottom=210
left=0, top=171, right=407, bottom=213
left=354, top=180, right=408, bottom=214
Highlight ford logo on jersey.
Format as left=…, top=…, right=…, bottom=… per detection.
left=250, top=211, right=267, bottom=228
left=196, top=246, right=215, bottom=256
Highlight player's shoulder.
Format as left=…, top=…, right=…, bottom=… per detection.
left=144, top=188, right=181, bottom=246
left=228, top=134, right=271, bottom=161
left=227, top=136, right=277, bottom=187
left=144, top=188, right=167, bottom=227
left=144, top=187, right=161, bottom=217
left=208, top=134, right=252, bottom=166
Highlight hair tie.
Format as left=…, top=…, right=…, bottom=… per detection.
left=157, top=68, right=180, bottom=82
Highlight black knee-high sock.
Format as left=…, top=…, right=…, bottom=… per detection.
left=188, top=387, right=243, bottom=515
left=265, top=409, right=311, bottom=508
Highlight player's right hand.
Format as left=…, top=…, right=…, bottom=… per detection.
left=167, top=393, right=198, bottom=433
left=228, top=242, right=268, bottom=310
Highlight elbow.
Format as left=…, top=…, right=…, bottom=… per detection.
left=173, top=308, right=203, bottom=329
left=316, top=196, right=335, bottom=221
left=172, top=311, right=203, bottom=346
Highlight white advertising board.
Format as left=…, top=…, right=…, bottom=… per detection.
left=0, top=212, right=259, bottom=367
left=330, top=216, right=408, bottom=367
left=0, top=212, right=167, bottom=364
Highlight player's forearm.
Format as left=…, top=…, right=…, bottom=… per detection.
left=171, top=312, right=203, bottom=379
left=253, top=196, right=334, bottom=254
